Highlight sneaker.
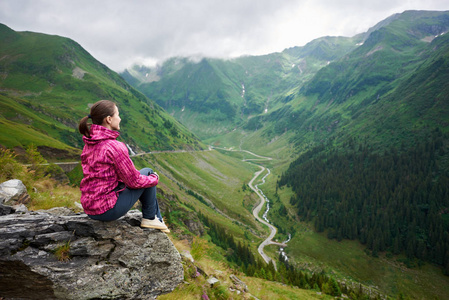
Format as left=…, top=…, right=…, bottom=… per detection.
left=160, top=227, right=170, bottom=233
left=141, top=218, right=168, bottom=230
left=160, top=219, right=170, bottom=233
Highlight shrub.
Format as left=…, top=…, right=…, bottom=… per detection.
left=0, top=148, right=25, bottom=181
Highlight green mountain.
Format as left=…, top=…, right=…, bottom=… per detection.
left=296, top=10, right=449, bottom=142
left=123, top=10, right=449, bottom=153
left=0, top=24, right=203, bottom=160
left=279, top=10, right=449, bottom=277
left=122, top=35, right=362, bottom=139
left=234, top=10, right=449, bottom=153
left=122, top=9, right=449, bottom=280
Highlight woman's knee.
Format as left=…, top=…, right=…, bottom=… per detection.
left=139, top=167, right=153, bottom=175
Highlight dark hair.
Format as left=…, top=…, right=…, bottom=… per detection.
left=78, top=100, right=117, bottom=137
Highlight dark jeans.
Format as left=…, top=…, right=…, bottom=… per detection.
left=88, top=168, right=162, bottom=222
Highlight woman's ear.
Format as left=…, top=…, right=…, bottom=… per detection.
left=101, top=115, right=112, bottom=128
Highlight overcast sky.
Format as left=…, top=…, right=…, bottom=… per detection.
left=1, top=0, right=448, bottom=71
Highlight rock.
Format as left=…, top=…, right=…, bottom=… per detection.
left=0, top=204, right=14, bottom=216
left=183, top=218, right=205, bottom=236
left=196, top=265, right=207, bottom=277
left=207, top=277, right=220, bottom=287
left=181, top=250, right=194, bottom=262
left=42, top=207, right=76, bottom=216
left=0, top=209, right=184, bottom=299
left=230, top=274, right=248, bottom=292
left=12, top=203, right=28, bottom=213
left=0, top=179, right=30, bottom=206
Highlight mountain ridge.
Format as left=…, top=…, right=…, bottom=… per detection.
left=122, top=10, right=449, bottom=152
left=0, top=24, right=204, bottom=159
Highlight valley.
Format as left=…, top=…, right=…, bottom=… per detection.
left=213, top=146, right=286, bottom=266
left=139, top=149, right=449, bottom=299
left=1, top=9, right=449, bottom=300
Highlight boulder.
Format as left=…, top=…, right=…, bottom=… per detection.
left=0, top=179, right=30, bottom=206
left=181, top=250, right=194, bottom=263
left=230, top=274, right=248, bottom=293
left=206, top=277, right=220, bottom=287
left=0, top=209, right=183, bottom=299
left=183, top=218, right=205, bottom=236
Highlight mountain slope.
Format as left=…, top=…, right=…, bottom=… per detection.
left=275, top=10, right=449, bottom=279
left=122, top=35, right=361, bottom=139
left=122, top=11, right=449, bottom=155
left=0, top=24, right=203, bottom=159
left=232, top=10, right=449, bottom=153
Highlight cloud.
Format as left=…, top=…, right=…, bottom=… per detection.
left=1, top=0, right=448, bottom=71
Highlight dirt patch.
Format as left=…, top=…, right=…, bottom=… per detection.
left=8, top=146, right=80, bottom=162
left=36, top=146, right=81, bottom=161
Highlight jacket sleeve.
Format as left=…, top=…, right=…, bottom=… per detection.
left=109, top=142, right=158, bottom=189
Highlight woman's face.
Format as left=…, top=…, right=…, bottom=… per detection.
left=102, top=105, right=121, bottom=131
left=110, top=105, right=121, bottom=131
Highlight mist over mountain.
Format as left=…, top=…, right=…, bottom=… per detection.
left=123, top=10, right=449, bottom=151
left=122, top=34, right=363, bottom=140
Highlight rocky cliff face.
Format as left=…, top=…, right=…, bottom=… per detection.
left=0, top=208, right=184, bottom=299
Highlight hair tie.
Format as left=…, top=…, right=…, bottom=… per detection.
left=88, top=114, right=91, bottom=119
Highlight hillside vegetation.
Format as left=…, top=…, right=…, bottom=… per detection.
left=0, top=24, right=203, bottom=160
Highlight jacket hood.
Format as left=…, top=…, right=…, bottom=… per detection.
left=83, top=124, right=120, bottom=145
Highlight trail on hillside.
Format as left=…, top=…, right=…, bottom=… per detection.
left=211, top=146, right=287, bottom=267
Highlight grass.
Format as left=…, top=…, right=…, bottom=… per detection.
left=29, top=180, right=81, bottom=211
left=241, top=277, right=333, bottom=300
left=0, top=147, right=81, bottom=211
left=0, top=117, right=74, bottom=150
left=161, top=234, right=333, bottom=300
left=53, top=241, right=71, bottom=262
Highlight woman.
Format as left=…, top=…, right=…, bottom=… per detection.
left=78, top=100, right=169, bottom=233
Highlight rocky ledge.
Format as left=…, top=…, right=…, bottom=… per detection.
left=0, top=208, right=184, bottom=299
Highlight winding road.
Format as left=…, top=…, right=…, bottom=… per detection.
left=212, top=146, right=287, bottom=266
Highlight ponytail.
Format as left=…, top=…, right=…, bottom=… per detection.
left=78, top=100, right=117, bottom=138
left=78, top=116, right=91, bottom=138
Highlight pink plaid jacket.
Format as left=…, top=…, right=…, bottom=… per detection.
left=80, top=124, right=158, bottom=215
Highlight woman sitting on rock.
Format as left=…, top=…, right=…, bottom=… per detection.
left=78, top=100, right=169, bottom=233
